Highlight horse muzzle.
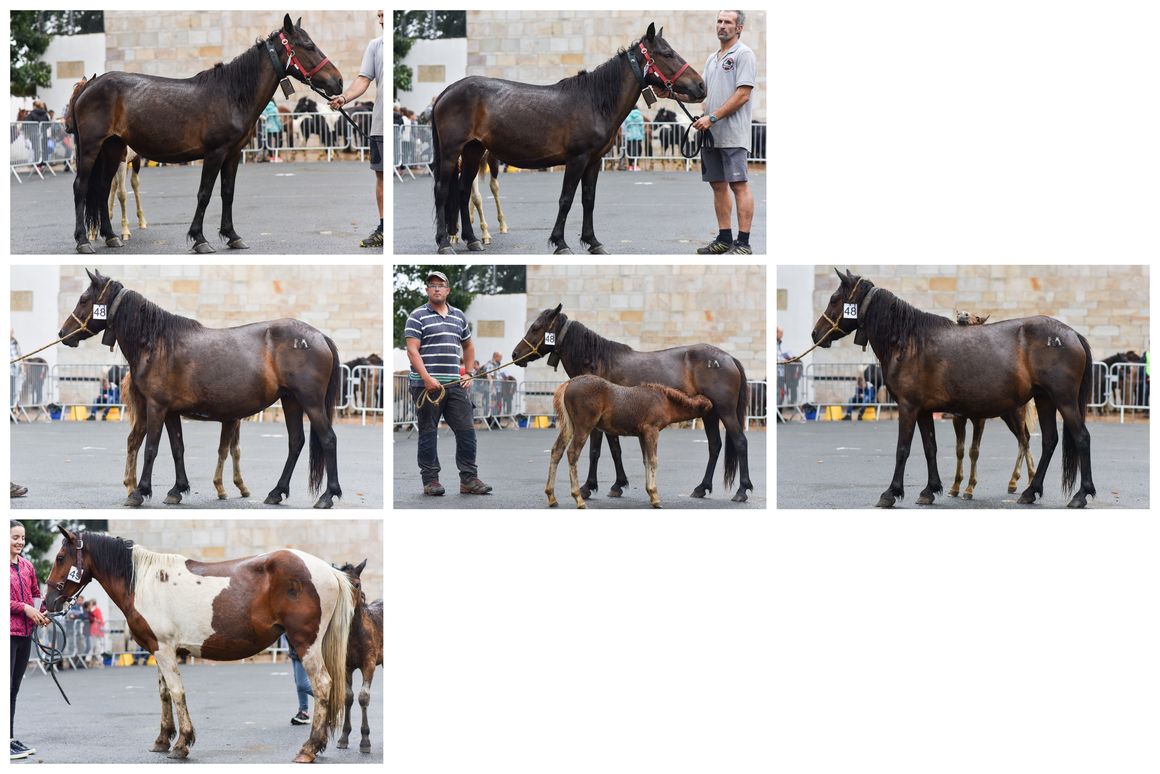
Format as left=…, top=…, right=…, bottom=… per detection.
left=58, top=329, right=81, bottom=347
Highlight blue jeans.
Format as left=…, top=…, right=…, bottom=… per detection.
left=411, top=383, right=478, bottom=484
left=291, top=656, right=313, bottom=712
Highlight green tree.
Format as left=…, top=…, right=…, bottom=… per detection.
left=393, top=265, right=480, bottom=349
left=10, top=11, right=52, bottom=98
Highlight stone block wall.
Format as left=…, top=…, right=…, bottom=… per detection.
left=103, top=11, right=381, bottom=107
left=108, top=518, right=383, bottom=600
left=56, top=265, right=384, bottom=368
left=523, top=264, right=767, bottom=382
left=466, top=11, right=766, bottom=122
left=808, top=265, right=1149, bottom=364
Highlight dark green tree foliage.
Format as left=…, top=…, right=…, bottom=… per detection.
left=12, top=518, right=107, bottom=582
left=392, top=265, right=527, bottom=350
left=10, top=11, right=52, bottom=98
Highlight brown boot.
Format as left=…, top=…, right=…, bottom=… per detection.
left=423, top=481, right=445, bottom=496
left=460, top=478, right=493, bottom=495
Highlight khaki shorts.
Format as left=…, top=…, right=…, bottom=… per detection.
left=700, top=146, right=749, bottom=183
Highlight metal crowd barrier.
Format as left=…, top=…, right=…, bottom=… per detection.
left=10, top=120, right=75, bottom=182
left=1107, top=362, right=1149, bottom=422
left=392, top=373, right=417, bottom=431
left=49, top=363, right=129, bottom=421
left=393, top=123, right=434, bottom=180
left=10, top=360, right=51, bottom=422
left=603, top=120, right=768, bottom=171
left=347, top=365, right=385, bottom=424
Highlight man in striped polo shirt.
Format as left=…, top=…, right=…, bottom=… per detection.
left=405, top=271, right=492, bottom=496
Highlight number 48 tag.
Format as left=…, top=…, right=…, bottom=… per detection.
left=92, top=304, right=107, bottom=321
left=67, top=566, right=82, bottom=583
left=544, top=332, right=556, bottom=346
left=843, top=303, right=858, bottom=319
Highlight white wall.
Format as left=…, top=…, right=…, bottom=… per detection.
left=775, top=265, right=817, bottom=365
left=10, top=267, right=63, bottom=370
left=10, top=33, right=106, bottom=119
left=396, top=38, right=467, bottom=113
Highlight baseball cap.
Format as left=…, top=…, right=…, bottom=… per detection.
left=426, top=271, right=449, bottom=285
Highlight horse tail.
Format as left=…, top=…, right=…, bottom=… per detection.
left=320, top=567, right=354, bottom=735
left=553, top=381, right=573, bottom=445
left=309, top=335, right=341, bottom=496
left=723, top=357, right=749, bottom=491
left=1062, top=334, right=1093, bottom=495
left=430, top=99, right=442, bottom=213
left=83, top=144, right=110, bottom=237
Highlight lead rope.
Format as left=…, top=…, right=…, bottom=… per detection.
left=778, top=279, right=868, bottom=364
left=34, top=613, right=72, bottom=705
left=10, top=280, right=114, bottom=365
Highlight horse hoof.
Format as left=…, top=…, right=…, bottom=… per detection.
left=876, top=496, right=896, bottom=508
left=313, top=497, right=334, bottom=509
left=578, top=486, right=594, bottom=499
left=651, top=502, right=662, bottom=509
left=467, top=240, right=484, bottom=251
left=482, top=236, right=492, bottom=245
left=1007, top=486, right=1017, bottom=494
left=105, top=236, right=123, bottom=248
left=360, top=743, right=371, bottom=754
left=437, top=245, right=456, bottom=255
left=948, top=491, right=959, bottom=498
left=76, top=243, right=96, bottom=254
left=576, top=502, right=587, bottom=510
left=167, top=748, right=189, bottom=760
left=963, top=493, right=973, bottom=501
left=164, top=494, right=182, bottom=505
left=239, top=488, right=251, bottom=498
left=731, top=492, right=748, bottom=503
left=150, top=741, right=171, bottom=753
left=293, top=753, right=315, bottom=764
left=193, top=242, right=216, bottom=254
left=588, top=244, right=608, bottom=255
left=336, top=741, right=349, bottom=750
left=264, top=494, right=284, bottom=505
left=547, top=499, right=558, bottom=508
left=916, top=494, right=935, bottom=505
left=607, top=487, right=623, bottom=498
left=125, top=493, right=144, bottom=508
left=1017, top=492, right=1036, bottom=505
left=217, top=493, right=228, bottom=500
left=554, top=247, right=573, bottom=255
left=1067, top=495, right=1088, bottom=509
left=227, top=238, right=249, bottom=250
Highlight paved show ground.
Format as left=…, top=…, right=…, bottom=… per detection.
left=10, top=161, right=383, bottom=255
left=776, top=417, right=1148, bottom=509
left=393, top=426, right=767, bottom=509
left=11, top=419, right=384, bottom=509
left=13, top=661, right=382, bottom=765
left=393, top=169, right=767, bottom=255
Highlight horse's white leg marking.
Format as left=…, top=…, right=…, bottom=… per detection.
left=152, top=647, right=195, bottom=757
left=151, top=670, right=176, bottom=752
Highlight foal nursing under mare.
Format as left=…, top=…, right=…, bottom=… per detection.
left=59, top=269, right=343, bottom=508
left=813, top=270, right=1095, bottom=508
left=67, top=15, right=342, bottom=254
left=431, top=23, right=705, bottom=255
left=513, top=304, right=753, bottom=502
left=547, top=375, right=712, bottom=508
left=43, top=527, right=354, bottom=763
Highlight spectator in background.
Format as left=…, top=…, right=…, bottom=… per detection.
left=261, top=100, right=283, bottom=162
left=84, top=599, right=105, bottom=667
left=843, top=375, right=876, bottom=421
left=622, top=105, right=645, bottom=171
left=283, top=634, right=313, bottom=726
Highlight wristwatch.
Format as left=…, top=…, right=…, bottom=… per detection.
left=708, top=113, right=718, bottom=123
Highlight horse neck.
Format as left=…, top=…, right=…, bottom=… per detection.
left=81, top=537, right=137, bottom=618
left=609, top=54, right=647, bottom=129
left=243, top=38, right=285, bottom=122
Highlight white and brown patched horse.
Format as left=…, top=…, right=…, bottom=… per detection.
left=43, top=526, right=353, bottom=763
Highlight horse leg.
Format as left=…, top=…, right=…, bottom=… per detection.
left=73, top=141, right=102, bottom=253
left=265, top=397, right=305, bottom=505
left=639, top=428, right=661, bottom=507
left=692, top=417, right=722, bottom=498
left=187, top=150, right=226, bottom=253
left=95, top=141, right=125, bottom=247
left=568, top=428, right=591, bottom=509
left=218, top=151, right=248, bottom=249
left=1019, top=397, right=1058, bottom=504
left=456, top=142, right=485, bottom=251
left=303, top=402, right=341, bottom=509
left=548, top=158, right=587, bottom=254
left=949, top=415, right=966, bottom=497
left=490, top=160, right=508, bottom=234
left=129, top=403, right=166, bottom=507
left=1001, top=409, right=1033, bottom=493
left=546, top=427, right=570, bottom=507
left=229, top=421, right=249, bottom=497
left=915, top=411, right=942, bottom=505
left=337, top=667, right=355, bottom=749
left=470, top=167, right=491, bottom=244
left=1058, top=399, right=1095, bottom=508
left=132, top=160, right=147, bottom=228
left=108, top=161, right=129, bottom=240
left=879, top=405, right=919, bottom=507
left=357, top=663, right=375, bottom=752
left=213, top=423, right=230, bottom=499
left=605, top=434, right=629, bottom=497
left=578, top=157, right=607, bottom=254
left=579, top=429, right=604, bottom=500
left=151, top=670, right=177, bottom=752
left=295, top=646, right=334, bottom=763
left=964, top=418, right=985, bottom=499
left=719, top=411, right=753, bottom=503
left=152, top=649, right=196, bottom=758
left=433, top=134, right=463, bottom=253
left=162, top=412, right=190, bottom=505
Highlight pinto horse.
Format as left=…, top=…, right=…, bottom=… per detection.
left=58, top=269, right=342, bottom=508
left=513, top=304, right=753, bottom=502
left=812, top=269, right=1095, bottom=508
left=334, top=560, right=384, bottom=753
left=42, top=526, right=353, bottom=763
left=547, top=375, right=712, bottom=508
left=67, top=15, right=342, bottom=254
left=431, top=23, right=705, bottom=255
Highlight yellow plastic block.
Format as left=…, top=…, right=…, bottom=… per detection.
left=823, top=406, right=845, bottom=421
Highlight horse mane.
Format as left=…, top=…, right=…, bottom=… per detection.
left=642, top=382, right=711, bottom=413
left=131, top=544, right=193, bottom=597
left=188, top=33, right=272, bottom=106
left=861, top=287, right=954, bottom=359
left=112, top=289, right=205, bottom=365
left=558, top=315, right=633, bottom=373
left=76, top=532, right=137, bottom=592
left=558, top=47, right=631, bottom=119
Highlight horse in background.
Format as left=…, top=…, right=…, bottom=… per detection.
left=546, top=375, right=712, bottom=508
left=333, top=559, right=384, bottom=754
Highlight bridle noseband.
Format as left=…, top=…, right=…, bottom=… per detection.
left=53, top=537, right=90, bottom=610
left=66, top=279, right=118, bottom=343
left=630, top=41, right=690, bottom=96
left=274, top=31, right=331, bottom=84
left=519, top=318, right=572, bottom=370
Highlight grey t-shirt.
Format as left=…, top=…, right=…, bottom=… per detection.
left=360, top=35, right=384, bottom=137
left=702, top=40, right=757, bottom=151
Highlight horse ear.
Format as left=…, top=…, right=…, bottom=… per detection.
left=57, top=524, right=77, bottom=543
left=551, top=303, right=562, bottom=316
left=834, top=267, right=848, bottom=285
left=646, top=22, right=656, bottom=40
left=355, top=558, right=367, bottom=576
left=282, top=14, right=295, bottom=36
left=658, top=25, right=664, bottom=38
left=295, top=16, right=302, bottom=29
left=86, top=268, right=98, bottom=284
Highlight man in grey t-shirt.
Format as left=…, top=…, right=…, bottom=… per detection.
left=680, top=11, right=757, bottom=255
left=330, top=10, right=384, bottom=248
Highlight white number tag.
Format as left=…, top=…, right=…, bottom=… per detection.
left=92, top=304, right=107, bottom=321
left=67, top=566, right=82, bottom=583
left=544, top=332, right=556, bottom=346
left=843, top=303, right=858, bottom=319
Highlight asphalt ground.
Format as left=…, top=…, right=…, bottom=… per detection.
left=12, top=660, right=382, bottom=765
left=393, top=426, right=767, bottom=509
left=776, top=417, right=1149, bottom=509
left=393, top=168, right=767, bottom=255
left=10, top=418, right=384, bottom=509
left=10, top=159, right=384, bottom=255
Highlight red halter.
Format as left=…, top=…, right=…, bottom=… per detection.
left=278, top=32, right=330, bottom=81
left=637, top=41, right=690, bottom=94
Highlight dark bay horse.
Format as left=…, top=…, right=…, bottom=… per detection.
left=67, top=15, right=342, bottom=254
left=812, top=269, right=1095, bottom=508
left=333, top=560, right=384, bottom=753
left=948, top=310, right=1036, bottom=499
left=43, top=526, right=353, bottom=763
left=58, top=269, right=342, bottom=508
left=513, top=304, right=753, bottom=502
left=547, top=375, right=712, bottom=508
left=431, top=23, right=705, bottom=255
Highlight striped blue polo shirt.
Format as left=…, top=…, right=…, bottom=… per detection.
left=405, top=302, right=471, bottom=384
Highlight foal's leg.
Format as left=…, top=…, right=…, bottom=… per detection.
left=1018, top=397, right=1057, bottom=504
left=229, top=421, right=249, bottom=497
left=265, top=397, right=305, bottom=505
left=546, top=426, right=570, bottom=507
left=964, top=418, right=985, bottom=500
left=152, top=649, right=196, bottom=758
left=949, top=415, right=966, bottom=497
left=568, top=427, right=591, bottom=509
left=879, top=404, right=920, bottom=507
left=337, top=667, right=355, bottom=749
left=162, top=412, right=191, bottom=505
left=580, top=429, right=604, bottom=500
left=578, top=157, right=607, bottom=254
left=692, top=417, right=722, bottom=498
left=151, top=669, right=177, bottom=752
left=357, top=663, right=376, bottom=752
left=132, top=161, right=147, bottom=229
left=490, top=160, right=508, bottom=234
left=217, top=151, right=249, bottom=249
left=548, top=158, right=588, bottom=254
left=469, top=167, right=491, bottom=244
left=124, top=404, right=145, bottom=494
left=639, top=428, right=661, bottom=507
left=1001, top=409, right=1035, bottom=493
left=212, top=422, right=236, bottom=499
left=915, top=411, right=943, bottom=505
